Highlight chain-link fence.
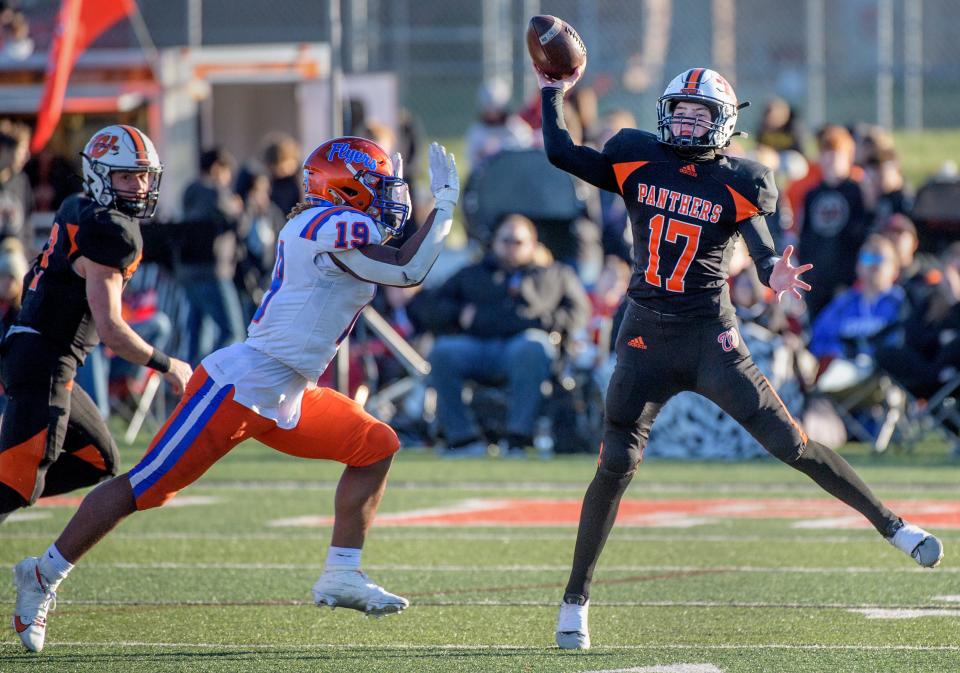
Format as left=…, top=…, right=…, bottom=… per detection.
left=17, top=0, right=960, bottom=135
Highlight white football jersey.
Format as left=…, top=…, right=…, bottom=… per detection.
left=245, top=203, right=383, bottom=382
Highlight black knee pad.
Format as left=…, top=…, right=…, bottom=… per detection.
left=599, top=420, right=644, bottom=476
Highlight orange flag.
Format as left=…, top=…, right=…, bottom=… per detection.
left=30, top=0, right=136, bottom=154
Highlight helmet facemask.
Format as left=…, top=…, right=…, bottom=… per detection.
left=81, top=153, right=163, bottom=218
left=350, top=167, right=410, bottom=241
left=657, top=96, right=738, bottom=149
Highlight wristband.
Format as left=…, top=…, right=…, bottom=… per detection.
left=146, top=347, right=172, bottom=373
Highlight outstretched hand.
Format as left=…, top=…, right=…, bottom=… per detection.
left=769, top=245, right=813, bottom=303
left=428, top=142, right=459, bottom=203
left=533, top=62, right=585, bottom=93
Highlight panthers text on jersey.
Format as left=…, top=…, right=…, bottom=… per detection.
left=541, top=88, right=780, bottom=318
left=13, top=193, right=143, bottom=362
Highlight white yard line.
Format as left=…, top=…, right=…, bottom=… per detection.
left=0, top=531, right=930, bottom=543
left=53, top=598, right=959, bottom=610
left=0, top=641, right=957, bottom=652
left=71, top=561, right=960, bottom=574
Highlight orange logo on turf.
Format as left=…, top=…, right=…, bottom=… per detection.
left=627, top=336, right=647, bottom=349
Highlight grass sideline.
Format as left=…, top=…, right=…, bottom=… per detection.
left=1, top=435, right=957, bottom=673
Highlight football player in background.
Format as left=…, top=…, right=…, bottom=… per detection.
left=0, top=125, right=192, bottom=526
left=537, top=64, right=944, bottom=650
left=11, top=138, right=460, bottom=652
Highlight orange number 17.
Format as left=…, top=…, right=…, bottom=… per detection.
left=643, top=214, right=702, bottom=293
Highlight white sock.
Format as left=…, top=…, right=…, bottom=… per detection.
left=38, top=544, right=74, bottom=587
left=325, top=546, right=361, bottom=570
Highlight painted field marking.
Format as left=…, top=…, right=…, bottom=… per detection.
left=583, top=665, right=723, bottom=673
left=0, top=641, right=956, bottom=652
left=4, top=530, right=958, bottom=543
left=934, top=595, right=960, bottom=602
left=54, top=598, right=958, bottom=611
left=71, top=561, right=960, bottom=574
left=266, top=497, right=960, bottom=530
left=850, top=608, right=960, bottom=619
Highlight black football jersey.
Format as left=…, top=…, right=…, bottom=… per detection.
left=541, top=89, right=780, bottom=318
left=15, top=194, right=143, bottom=361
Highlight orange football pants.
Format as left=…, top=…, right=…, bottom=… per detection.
left=128, top=366, right=399, bottom=510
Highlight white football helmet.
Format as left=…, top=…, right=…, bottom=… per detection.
left=657, top=68, right=741, bottom=149
left=81, top=124, right=162, bottom=218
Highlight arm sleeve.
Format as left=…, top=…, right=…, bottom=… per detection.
left=330, top=193, right=455, bottom=287
left=739, top=168, right=781, bottom=287
left=540, top=88, right=619, bottom=193
left=75, top=208, right=139, bottom=271
left=739, top=215, right=779, bottom=287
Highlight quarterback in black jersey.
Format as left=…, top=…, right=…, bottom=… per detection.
left=0, top=125, right=192, bottom=523
left=538, top=65, right=944, bottom=650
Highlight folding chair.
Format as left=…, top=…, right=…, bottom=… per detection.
left=815, top=357, right=909, bottom=453
left=896, top=373, right=960, bottom=451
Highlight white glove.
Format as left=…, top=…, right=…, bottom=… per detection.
left=390, top=151, right=413, bottom=214
left=428, top=142, right=459, bottom=205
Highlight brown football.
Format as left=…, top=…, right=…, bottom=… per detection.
left=526, top=15, right=586, bottom=80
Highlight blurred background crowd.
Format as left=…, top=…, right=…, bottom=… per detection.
left=0, top=0, right=958, bottom=460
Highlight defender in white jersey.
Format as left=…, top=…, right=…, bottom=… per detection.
left=11, top=138, right=459, bottom=652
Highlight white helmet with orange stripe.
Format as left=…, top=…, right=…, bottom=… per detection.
left=81, top=124, right=163, bottom=218
left=656, top=68, right=743, bottom=149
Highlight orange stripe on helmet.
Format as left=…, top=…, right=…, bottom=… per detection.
left=119, top=125, right=150, bottom=166
left=681, top=67, right=706, bottom=94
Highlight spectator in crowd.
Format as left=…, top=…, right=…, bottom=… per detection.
left=178, top=147, right=246, bottom=364
left=876, top=213, right=938, bottom=310
left=864, top=146, right=912, bottom=228
left=465, top=78, right=534, bottom=169
left=755, top=97, right=807, bottom=155
left=261, top=133, right=302, bottom=216
left=0, top=239, right=25, bottom=338
left=235, top=168, right=285, bottom=322
left=0, top=8, right=32, bottom=61
left=0, top=120, right=32, bottom=247
left=107, top=285, right=174, bottom=410
left=409, top=213, right=590, bottom=458
left=0, top=240, right=26, bottom=416
left=798, top=125, right=872, bottom=319
left=808, top=234, right=904, bottom=362
left=0, top=129, right=28, bottom=250
left=876, top=242, right=960, bottom=401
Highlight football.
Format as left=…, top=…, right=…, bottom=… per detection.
left=526, top=15, right=587, bottom=80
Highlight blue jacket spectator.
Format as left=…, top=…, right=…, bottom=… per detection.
left=809, top=234, right=904, bottom=360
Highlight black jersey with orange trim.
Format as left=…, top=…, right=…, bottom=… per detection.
left=14, top=194, right=143, bottom=362
left=541, top=88, right=780, bottom=318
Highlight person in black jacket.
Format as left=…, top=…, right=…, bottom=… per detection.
left=177, top=147, right=246, bottom=364
left=409, top=214, right=590, bottom=458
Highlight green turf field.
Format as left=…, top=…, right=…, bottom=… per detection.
left=1, top=439, right=958, bottom=672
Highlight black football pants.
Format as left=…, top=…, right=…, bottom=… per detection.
left=564, top=300, right=898, bottom=600
left=0, top=334, right=119, bottom=521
